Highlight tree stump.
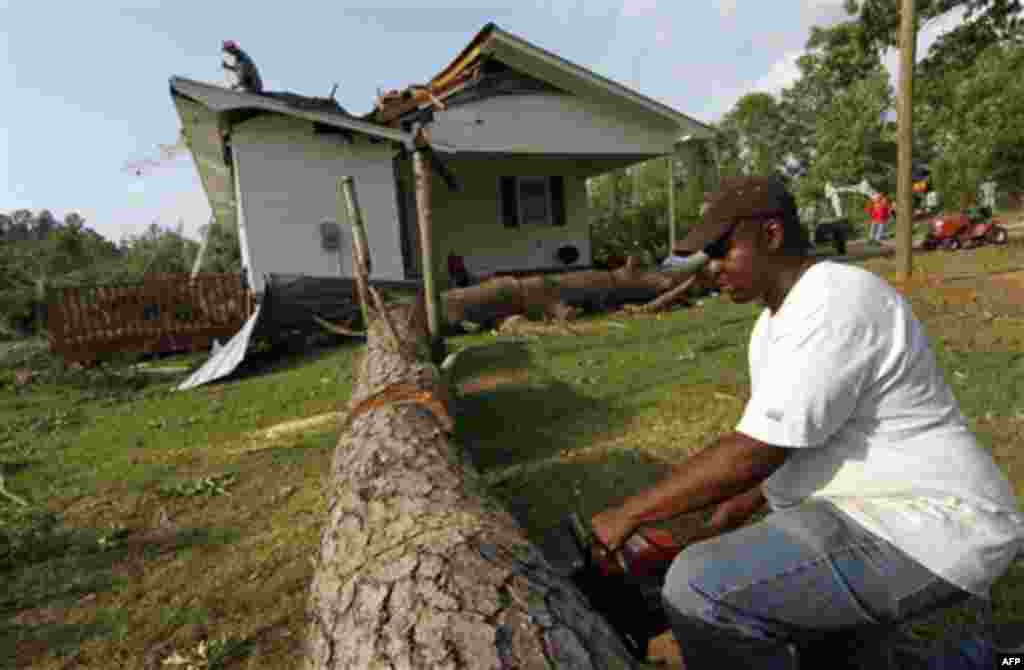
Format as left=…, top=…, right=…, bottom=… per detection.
left=305, top=303, right=641, bottom=669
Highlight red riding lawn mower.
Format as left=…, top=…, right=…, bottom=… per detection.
left=921, top=206, right=1010, bottom=251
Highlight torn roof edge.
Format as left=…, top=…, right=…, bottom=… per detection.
left=169, top=76, right=414, bottom=145
left=372, top=22, right=715, bottom=139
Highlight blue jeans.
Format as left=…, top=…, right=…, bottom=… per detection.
left=871, top=222, right=887, bottom=242
left=661, top=499, right=971, bottom=669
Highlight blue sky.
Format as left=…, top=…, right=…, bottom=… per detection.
left=2, top=0, right=962, bottom=243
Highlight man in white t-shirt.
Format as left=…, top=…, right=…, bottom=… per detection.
left=591, top=176, right=1023, bottom=669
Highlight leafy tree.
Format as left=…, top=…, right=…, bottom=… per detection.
left=805, top=71, right=896, bottom=201
left=0, top=209, right=123, bottom=333
left=718, top=93, right=787, bottom=177
left=777, top=19, right=889, bottom=203
left=845, top=0, right=1021, bottom=50
left=200, top=222, right=243, bottom=274
left=924, top=41, right=1024, bottom=206
left=117, top=221, right=199, bottom=277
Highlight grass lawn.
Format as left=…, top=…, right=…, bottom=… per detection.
left=2, top=236, right=1023, bottom=668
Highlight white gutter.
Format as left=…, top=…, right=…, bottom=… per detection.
left=230, top=147, right=256, bottom=293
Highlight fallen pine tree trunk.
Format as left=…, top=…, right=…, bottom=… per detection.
left=442, top=256, right=709, bottom=329
left=305, top=301, right=643, bottom=669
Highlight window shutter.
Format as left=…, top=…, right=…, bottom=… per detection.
left=550, top=176, right=566, bottom=227
left=500, top=177, right=519, bottom=227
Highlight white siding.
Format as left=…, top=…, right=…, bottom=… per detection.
left=230, top=115, right=405, bottom=294
left=397, top=155, right=593, bottom=281
left=427, top=93, right=680, bottom=155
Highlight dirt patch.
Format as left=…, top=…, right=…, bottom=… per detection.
left=990, top=270, right=1024, bottom=293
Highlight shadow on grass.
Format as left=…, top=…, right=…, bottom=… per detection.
left=0, top=523, right=240, bottom=667
left=449, top=339, right=532, bottom=380
left=457, top=376, right=628, bottom=473
left=227, top=337, right=362, bottom=383
left=489, top=445, right=703, bottom=545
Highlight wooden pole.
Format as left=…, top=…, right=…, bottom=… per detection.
left=667, top=152, right=676, bottom=253
left=610, top=170, right=619, bottom=225
left=897, top=0, right=917, bottom=281
left=35, top=277, right=46, bottom=334
left=412, top=138, right=443, bottom=349
left=633, top=162, right=642, bottom=207
left=339, top=176, right=372, bottom=328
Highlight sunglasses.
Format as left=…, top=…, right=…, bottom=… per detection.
left=704, top=223, right=738, bottom=260
left=704, top=213, right=786, bottom=259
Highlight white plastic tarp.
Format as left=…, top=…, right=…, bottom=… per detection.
left=176, top=304, right=262, bottom=391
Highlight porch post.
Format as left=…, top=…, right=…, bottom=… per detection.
left=412, top=137, right=443, bottom=348
left=339, top=176, right=372, bottom=329
left=667, top=152, right=676, bottom=253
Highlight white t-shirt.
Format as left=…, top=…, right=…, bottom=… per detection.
left=736, top=261, right=1024, bottom=597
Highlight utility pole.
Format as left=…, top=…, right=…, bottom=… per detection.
left=897, top=0, right=917, bottom=281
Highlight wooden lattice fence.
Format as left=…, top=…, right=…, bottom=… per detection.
left=47, top=273, right=252, bottom=363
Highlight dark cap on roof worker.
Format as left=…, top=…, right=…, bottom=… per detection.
left=591, top=176, right=1023, bottom=668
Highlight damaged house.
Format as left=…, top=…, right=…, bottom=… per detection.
left=169, top=23, right=714, bottom=299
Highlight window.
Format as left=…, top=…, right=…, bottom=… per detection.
left=499, top=176, right=566, bottom=228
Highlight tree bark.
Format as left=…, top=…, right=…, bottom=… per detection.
left=305, top=302, right=641, bottom=670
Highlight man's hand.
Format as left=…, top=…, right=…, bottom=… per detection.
left=590, top=506, right=639, bottom=552
left=590, top=433, right=784, bottom=547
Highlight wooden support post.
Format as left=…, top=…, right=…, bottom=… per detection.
left=35, top=277, right=46, bottom=334
left=633, top=162, right=642, bottom=207
left=411, top=136, right=444, bottom=358
left=897, top=0, right=917, bottom=281
left=610, top=170, right=619, bottom=225
left=339, top=176, right=372, bottom=328
left=667, top=153, right=676, bottom=253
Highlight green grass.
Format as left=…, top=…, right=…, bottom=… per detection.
left=2, top=241, right=1023, bottom=666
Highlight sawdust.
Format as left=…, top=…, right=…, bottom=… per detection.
left=245, top=412, right=342, bottom=442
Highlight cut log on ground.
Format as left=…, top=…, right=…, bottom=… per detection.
left=631, top=274, right=700, bottom=314
left=305, top=302, right=643, bottom=669
left=442, top=257, right=702, bottom=329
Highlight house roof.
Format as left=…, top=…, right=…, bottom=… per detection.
left=373, top=23, right=714, bottom=142
left=170, top=76, right=412, bottom=144
left=169, top=77, right=422, bottom=231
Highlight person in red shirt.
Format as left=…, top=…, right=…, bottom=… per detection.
left=865, top=193, right=891, bottom=246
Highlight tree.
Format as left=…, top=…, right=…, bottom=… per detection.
left=32, top=210, right=58, bottom=240
left=924, top=41, right=1024, bottom=206
left=199, top=222, right=243, bottom=274
left=777, top=19, right=889, bottom=203
left=118, top=221, right=199, bottom=277
left=7, top=210, right=32, bottom=242
left=718, top=93, right=787, bottom=177
left=845, top=0, right=1021, bottom=51
left=806, top=72, right=896, bottom=198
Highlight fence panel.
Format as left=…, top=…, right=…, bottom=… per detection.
left=48, top=273, right=251, bottom=363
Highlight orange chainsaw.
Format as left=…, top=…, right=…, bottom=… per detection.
left=540, top=513, right=685, bottom=661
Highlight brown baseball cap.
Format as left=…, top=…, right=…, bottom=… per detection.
left=678, top=176, right=799, bottom=253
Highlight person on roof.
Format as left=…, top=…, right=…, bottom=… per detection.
left=591, top=176, right=1023, bottom=669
